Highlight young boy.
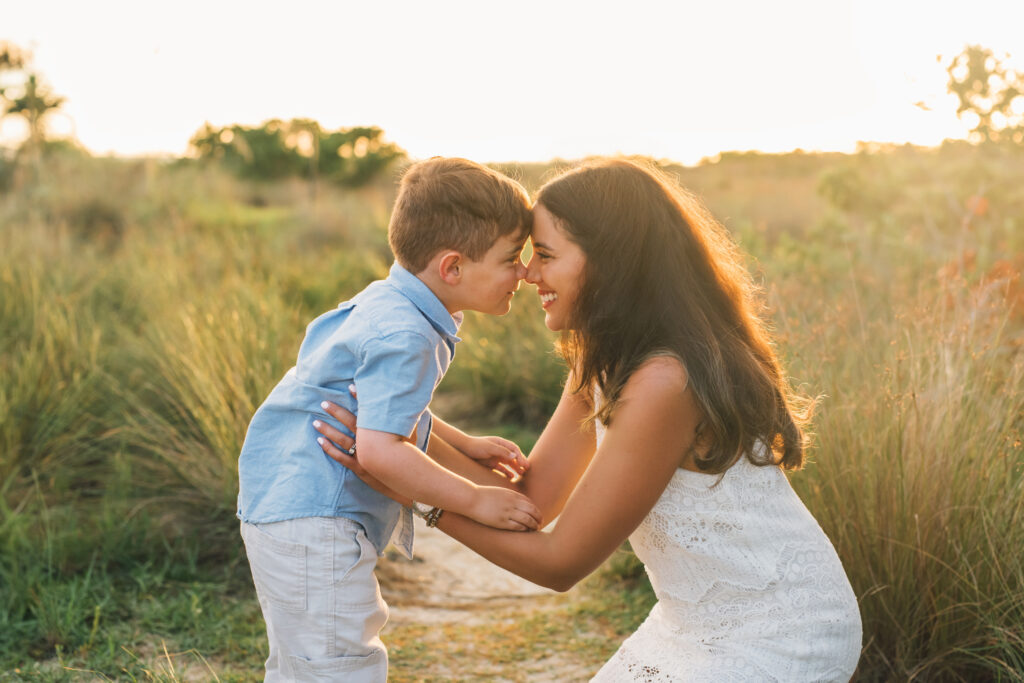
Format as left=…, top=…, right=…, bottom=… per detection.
left=237, top=158, right=540, bottom=681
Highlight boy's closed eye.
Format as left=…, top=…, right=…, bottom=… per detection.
left=506, top=247, right=525, bottom=264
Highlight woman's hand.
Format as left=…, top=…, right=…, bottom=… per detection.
left=313, top=402, right=412, bottom=507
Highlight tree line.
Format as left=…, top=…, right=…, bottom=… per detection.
left=188, top=119, right=404, bottom=187
left=0, top=42, right=405, bottom=188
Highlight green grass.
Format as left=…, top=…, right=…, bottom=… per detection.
left=1, top=143, right=1023, bottom=679
left=0, top=488, right=265, bottom=679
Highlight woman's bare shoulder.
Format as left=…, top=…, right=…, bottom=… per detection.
left=611, top=354, right=702, bottom=470
left=622, top=353, right=690, bottom=400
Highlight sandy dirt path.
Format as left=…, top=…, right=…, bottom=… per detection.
left=378, top=519, right=599, bottom=682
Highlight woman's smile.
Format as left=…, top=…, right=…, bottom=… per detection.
left=525, top=204, right=585, bottom=331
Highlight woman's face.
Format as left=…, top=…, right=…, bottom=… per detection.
left=525, top=203, right=586, bottom=331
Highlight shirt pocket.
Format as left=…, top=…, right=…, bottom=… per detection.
left=242, top=521, right=308, bottom=612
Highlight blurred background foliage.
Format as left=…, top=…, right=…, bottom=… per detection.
left=188, top=119, right=405, bottom=188
left=1, top=40, right=1023, bottom=680
left=947, top=44, right=1024, bottom=145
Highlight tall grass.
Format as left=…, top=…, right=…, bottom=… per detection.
left=1, top=145, right=1022, bottom=677
left=763, top=143, right=1024, bottom=679
left=788, top=286, right=1024, bottom=678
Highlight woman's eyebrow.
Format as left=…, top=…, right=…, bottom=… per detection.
left=532, top=241, right=552, bottom=251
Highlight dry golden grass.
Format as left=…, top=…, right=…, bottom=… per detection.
left=2, top=144, right=1022, bottom=678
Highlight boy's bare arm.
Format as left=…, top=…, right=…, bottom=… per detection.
left=427, top=414, right=529, bottom=478
left=426, top=415, right=472, bottom=452
left=355, top=428, right=541, bottom=531
left=426, top=433, right=521, bottom=489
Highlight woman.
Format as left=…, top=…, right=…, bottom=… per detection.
left=316, top=159, right=862, bottom=680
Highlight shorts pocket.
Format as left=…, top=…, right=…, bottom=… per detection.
left=242, top=521, right=307, bottom=612
left=289, top=648, right=386, bottom=682
left=335, top=526, right=385, bottom=611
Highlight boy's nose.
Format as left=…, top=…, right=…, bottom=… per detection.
left=515, top=260, right=528, bottom=282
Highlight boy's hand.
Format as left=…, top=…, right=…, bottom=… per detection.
left=468, top=486, right=543, bottom=531
left=463, top=435, right=530, bottom=479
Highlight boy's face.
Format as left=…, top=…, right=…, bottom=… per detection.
left=458, top=232, right=528, bottom=315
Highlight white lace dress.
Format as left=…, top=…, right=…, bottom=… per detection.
left=591, top=420, right=862, bottom=682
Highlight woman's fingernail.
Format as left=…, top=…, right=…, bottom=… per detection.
left=317, top=437, right=325, bottom=446
left=321, top=401, right=330, bottom=410
left=313, top=420, right=322, bottom=428
left=348, top=384, right=356, bottom=394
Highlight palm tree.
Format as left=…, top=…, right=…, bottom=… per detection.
left=4, top=73, right=65, bottom=153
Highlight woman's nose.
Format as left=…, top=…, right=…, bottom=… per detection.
left=524, top=254, right=541, bottom=284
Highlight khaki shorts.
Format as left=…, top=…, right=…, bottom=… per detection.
left=241, top=516, right=388, bottom=682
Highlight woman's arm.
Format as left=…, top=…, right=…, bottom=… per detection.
left=316, top=377, right=598, bottom=524
left=428, top=380, right=598, bottom=522
left=507, top=377, right=597, bottom=522
left=318, top=357, right=699, bottom=591
left=424, top=383, right=598, bottom=522
left=432, top=357, right=697, bottom=591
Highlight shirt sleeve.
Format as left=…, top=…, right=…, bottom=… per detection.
left=414, top=409, right=433, bottom=452
left=353, top=331, right=442, bottom=438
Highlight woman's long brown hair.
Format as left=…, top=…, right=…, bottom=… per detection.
left=536, top=158, right=812, bottom=472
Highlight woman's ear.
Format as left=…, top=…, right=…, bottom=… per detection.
left=437, top=250, right=463, bottom=285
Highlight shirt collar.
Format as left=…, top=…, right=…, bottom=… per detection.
left=386, top=262, right=463, bottom=343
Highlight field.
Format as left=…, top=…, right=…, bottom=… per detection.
left=1, top=142, right=1022, bottom=680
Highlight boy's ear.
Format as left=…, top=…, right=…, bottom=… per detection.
left=436, top=249, right=464, bottom=284
left=437, top=250, right=463, bottom=285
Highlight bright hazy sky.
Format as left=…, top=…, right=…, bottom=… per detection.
left=3, top=0, right=1022, bottom=163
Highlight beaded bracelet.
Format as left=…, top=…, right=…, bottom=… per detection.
left=424, top=506, right=444, bottom=528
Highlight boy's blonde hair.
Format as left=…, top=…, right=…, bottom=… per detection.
left=388, top=158, right=532, bottom=273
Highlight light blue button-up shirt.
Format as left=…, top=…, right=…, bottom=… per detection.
left=237, top=263, right=462, bottom=557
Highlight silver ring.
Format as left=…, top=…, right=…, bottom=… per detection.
left=346, top=444, right=357, bottom=456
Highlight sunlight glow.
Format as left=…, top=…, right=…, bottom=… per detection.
left=3, top=0, right=1023, bottom=163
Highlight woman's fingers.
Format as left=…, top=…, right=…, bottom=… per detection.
left=312, top=419, right=354, bottom=451
left=320, top=400, right=357, bottom=432
left=317, top=435, right=364, bottom=475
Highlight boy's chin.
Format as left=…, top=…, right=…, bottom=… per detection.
left=466, top=303, right=511, bottom=316
left=482, top=296, right=515, bottom=316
